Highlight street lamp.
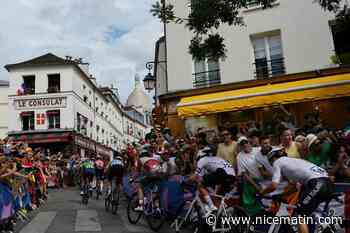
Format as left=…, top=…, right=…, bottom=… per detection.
left=143, top=60, right=166, bottom=91
left=143, top=72, right=156, bottom=91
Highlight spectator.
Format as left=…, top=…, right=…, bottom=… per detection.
left=217, top=129, right=237, bottom=167
left=280, top=128, right=300, bottom=158
left=255, top=135, right=273, bottom=179
left=237, top=136, right=264, bottom=216
left=305, top=134, right=333, bottom=167
left=248, top=129, right=261, bottom=148
left=328, top=144, right=350, bottom=182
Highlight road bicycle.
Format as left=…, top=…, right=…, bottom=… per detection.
left=255, top=193, right=349, bottom=233
left=170, top=191, right=251, bottom=233
left=127, top=178, right=166, bottom=232
left=81, top=183, right=93, bottom=205
left=105, top=179, right=120, bottom=215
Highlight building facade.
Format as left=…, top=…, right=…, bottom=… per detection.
left=0, top=80, right=9, bottom=138
left=154, top=0, right=350, bottom=136
left=5, top=53, right=149, bottom=157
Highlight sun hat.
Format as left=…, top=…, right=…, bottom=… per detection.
left=306, top=134, right=318, bottom=150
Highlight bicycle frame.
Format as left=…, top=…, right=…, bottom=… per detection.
left=171, top=192, right=235, bottom=233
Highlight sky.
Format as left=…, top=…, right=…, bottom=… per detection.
left=0, top=0, right=162, bottom=103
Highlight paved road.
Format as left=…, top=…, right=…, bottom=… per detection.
left=15, top=188, right=171, bottom=233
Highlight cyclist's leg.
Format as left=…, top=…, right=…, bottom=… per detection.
left=199, top=173, right=217, bottom=212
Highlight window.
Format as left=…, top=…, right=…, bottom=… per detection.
left=251, top=32, right=285, bottom=79
left=83, top=85, right=86, bottom=90
left=83, top=96, right=88, bottom=103
left=47, top=110, right=60, bottom=129
left=47, top=74, right=60, bottom=93
left=22, top=76, right=35, bottom=95
left=193, top=58, right=221, bottom=88
left=330, top=20, right=350, bottom=64
left=21, top=111, right=35, bottom=130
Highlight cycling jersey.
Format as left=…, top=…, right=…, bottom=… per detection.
left=272, top=157, right=328, bottom=185
left=95, top=159, right=104, bottom=170
left=195, top=156, right=235, bottom=177
left=109, top=158, right=124, bottom=167
left=81, top=160, right=94, bottom=170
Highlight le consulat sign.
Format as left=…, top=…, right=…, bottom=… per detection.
left=14, top=96, right=67, bottom=110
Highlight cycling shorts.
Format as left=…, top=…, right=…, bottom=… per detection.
left=295, top=177, right=334, bottom=216
left=107, top=165, right=124, bottom=184
left=202, top=168, right=235, bottom=194
left=95, top=169, right=105, bottom=180
left=81, top=168, right=95, bottom=181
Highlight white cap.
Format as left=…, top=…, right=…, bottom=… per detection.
left=306, top=134, right=318, bottom=149
left=237, top=136, right=249, bottom=144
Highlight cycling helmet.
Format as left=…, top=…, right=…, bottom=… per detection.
left=267, top=147, right=286, bottom=160
left=196, top=146, right=213, bottom=161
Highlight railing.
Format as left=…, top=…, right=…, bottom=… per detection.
left=253, top=57, right=285, bottom=79
left=246, top=0, right=261, bottom=8
left=193, top=69, right=221, bottom=89
left=47, top=86, right=60, bottom=93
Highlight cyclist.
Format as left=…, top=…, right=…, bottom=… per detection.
left=95, top=156, right=105, bottom=195
left=80, top=156, right=95, bottom=195
left=134, top=143, right=162, bottom=212
left=190, top=146, right=236, bottom=215
left=105, top=151, right=124, bottom=197
left=260, top=147, right=334, bottom=233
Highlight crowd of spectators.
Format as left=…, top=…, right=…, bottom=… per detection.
left=0, top=139, right=67, bottom=232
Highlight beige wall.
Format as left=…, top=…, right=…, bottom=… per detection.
left=165, top=0, right=335, bottom=92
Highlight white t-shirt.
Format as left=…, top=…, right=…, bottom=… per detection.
left=272, top=157, right=328, bottom=184
left=161, top=157, right=178, bottom=175
left=195, top=156, right=235, bottom=177
left=237, top=147, right=263, bottom=180
left=255, top=151, right=274, bottom=175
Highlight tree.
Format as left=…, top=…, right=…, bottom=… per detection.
left=151, top=0, right=349, bottom=61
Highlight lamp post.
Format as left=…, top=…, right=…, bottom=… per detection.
left=143, top=61, right=166, bottom=105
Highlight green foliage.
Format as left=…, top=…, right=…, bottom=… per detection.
left=331, top=52, right=350, bottom=64
left=189, top=34, right=227, bottom=60
left=151, top=0, right=349, bottom=60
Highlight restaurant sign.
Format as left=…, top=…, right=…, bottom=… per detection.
left=14, top=96, right=67, bottom=110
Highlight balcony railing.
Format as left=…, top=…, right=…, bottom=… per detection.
left=246, top=0, right=261, bottom=8
left=47, top=86, right=60, bottom=93
left=193, top=69, right=221, bottom=89
left=254, top=57, right=285, bottom=79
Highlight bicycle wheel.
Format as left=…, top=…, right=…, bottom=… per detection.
left=127, top=194, right=142, bottom=224
left=228, top=206, right=254, bottom=233
left=96, top=189, right=100, bottom=200
left=111, top=189, right=120, bottom=215
left=105, top=196, right=111, bottom=212
left=145, top=195, right=166, bottom=232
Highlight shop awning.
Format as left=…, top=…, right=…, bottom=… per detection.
left=9, top=132, right=71, bottom=144
left=177, top=73, right=350, bottom=118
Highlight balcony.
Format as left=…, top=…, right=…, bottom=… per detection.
left=193, top=70, right=221, bottom=89
left=254, top=57, right=285, bottom=79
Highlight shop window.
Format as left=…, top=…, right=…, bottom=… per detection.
left=47, top=110, right=60, bottom=129
left=193, top=58, right=221, bottom=88
left=251, top=32, right=285, bottom=79
left=47, top=74, right=60, bottom=93
left=21, top=111, right=35, bottom=130
left=22, top=75, right=35, bottom=95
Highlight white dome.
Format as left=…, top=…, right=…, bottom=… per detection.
left=126, top=74, right=153, bottom=111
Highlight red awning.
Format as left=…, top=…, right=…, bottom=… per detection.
left=20, top=111, right=34, bottom=117
left=10, top=132, right=71, bottom=144
left=46, top=110, right=60, bottom=115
